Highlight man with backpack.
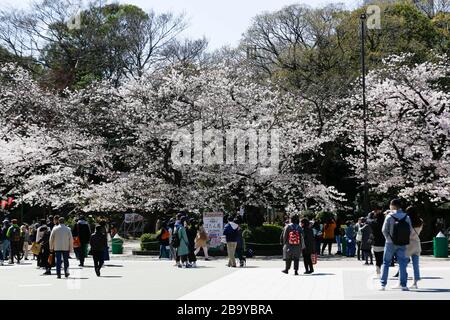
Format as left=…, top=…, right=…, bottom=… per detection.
left=281, top=214, right=304, bottom=275
left=380, top=198, right=412, bottom=291
left=7, top=219, right=24, bottom=264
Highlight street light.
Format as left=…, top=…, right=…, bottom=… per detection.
left=360, top=13, right=369, bottom=215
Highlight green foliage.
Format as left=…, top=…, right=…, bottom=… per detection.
left=140, top=233, right=159, bottom=251
left=243, top=224, right=283, bottom=244
left=316, top=211, right=335, bottom=222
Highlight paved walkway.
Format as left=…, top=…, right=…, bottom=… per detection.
left=1, top=255, right=449, bottom=300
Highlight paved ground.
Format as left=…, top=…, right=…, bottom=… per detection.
left=1, top=254, right=449, bottom=300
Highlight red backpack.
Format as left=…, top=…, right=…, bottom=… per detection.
left=288, top=225, right=301, bottom=245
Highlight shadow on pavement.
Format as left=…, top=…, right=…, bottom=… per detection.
left=103, top=264, right=124, bottom=267
left=420, top=277, right=443, bottom=280
left=306, top=273, right=336, bottom=276
left=100, top=275, right=123, bottom=278
left=413, top=288, right=450, bottom=293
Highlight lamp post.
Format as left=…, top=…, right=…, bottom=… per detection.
left=360, top=13, right=369, bottom=215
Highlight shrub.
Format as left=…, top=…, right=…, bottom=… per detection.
left=245, top=224, right=283, bottom=244
left=140, top=233, right=159, bottom=251
left=316, top=211, right=335, bottom=223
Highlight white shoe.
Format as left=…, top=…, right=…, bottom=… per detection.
left=410, top=284, right=418, bottom=289
left=379, top=286, right=386, bottom=291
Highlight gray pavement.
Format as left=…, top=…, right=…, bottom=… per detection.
left=1, top=254, right=449, bottom=300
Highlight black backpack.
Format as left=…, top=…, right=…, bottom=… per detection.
left=391, top=215, right=410, bottom=246
left=171, top=228, right=180, bottom=248
left=10, top=226, right=21, bottom=242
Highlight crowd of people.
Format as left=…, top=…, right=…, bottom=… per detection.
left=155, top=213, right=247, bottom=268
left=280, top=198, right=424, bottom=290
left=0, top=215, right=111, bottom=278
left=0, top=199, right=426, bottom=290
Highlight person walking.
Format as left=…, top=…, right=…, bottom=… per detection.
left=380, top=199, right=412, bottom=291
left=90, top=225, right=108, bottom=277
left=35, top=219, right=48, bottom=268
left=1, top=220, right=11, bottom=261
left=335, top=218, right=343, bottom=255
left=355, top=218, right=364, bottom=261
left=194, top=221, right=210, bottom=260
left=321, top=218, right=336, bottom=255
left=360, top=218, right=373, bottom=265
left=38, top=225, right=52, bottom=275
left=49, top=217, right=73, bottom=279
left=281, top=214, right=303, bottom=275
left=72, top=215, right=91, bottom=267
left=234, top=217, right=246, bottom=267
left=368, top=209, right=386, bottom=276
left=312, top=220, right=322, bottom=256
left=176, top=217, right=191, bottom=268
left=21, top=224, right=30, bottom=260
left=344, top=221, right=356, bottom=257
left=167, top=218, right=177, bottom=261
left=301, top=218, right=315, bottom=274
left=223, top=216, right=239, bottom=268
left=187, top=219, right=198, bottom=267
left=405, top=206, right=423, bottom=289
left=157, top=221, right=171, bottom=259
left=7, top=219, right=24, bottom=264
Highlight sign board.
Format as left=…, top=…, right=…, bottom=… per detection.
left=203, top=212, right=223, bottom=249
left=124, top=213, right=144, bottom=224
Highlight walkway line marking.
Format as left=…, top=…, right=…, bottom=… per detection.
left=18, top=284, right=53, bottom=288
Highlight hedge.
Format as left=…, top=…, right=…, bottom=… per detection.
left=140, top=233, right=159, bottom=251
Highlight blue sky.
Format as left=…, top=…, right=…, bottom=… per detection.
left=1, top=0, right=361, bottom=50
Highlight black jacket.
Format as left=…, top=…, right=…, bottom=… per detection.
left=302, top=227, right=316, bottom=254
left=368, top=215, right=385, bottom=247
left=72, top=221, right=91, bottom=244
left=89, top=232, right=107, bottom=252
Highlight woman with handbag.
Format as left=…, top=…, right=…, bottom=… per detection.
left=406, top=206, right=423, bottom=289
left=194, top=221, right=210, bottom=260
left=38, top=226, right=52, bottom=275
left=301, top=218, right=315, bottom=274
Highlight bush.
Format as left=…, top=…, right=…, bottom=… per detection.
left=316, top=211, right=335, bottom=223
left=244, top=224, right=283, bottom=244
left=140, top=233, right=159, bottom=251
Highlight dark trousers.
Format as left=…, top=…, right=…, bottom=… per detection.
left=92, top=250, right=104, bottom=270
left=374, top=251, right=384, bottom=267
left=321, top=239, right=332, bottom=255
left=236, top=246, right=245, bottom=263
left=285, top=258, right=299, bottom=271
left=303, top=251, right=314, bottom=272
left=188, top=248, right=197, bottom=263
left=356, top=241, right=362, bottom=260
left=363, top=249, right=373, bottom=264
left=180, top=254, right=188, bottom=263
left=10, top=241, right=22, bottom=263
left=74, top=245, right=86, bottom=266
left=55, top=251, right=69, bottom=276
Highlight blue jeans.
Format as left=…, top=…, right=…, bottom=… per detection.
left=336, top=235, right=342, bottom=253
left=410, top=254, right=420, bottom=281
left=2, top=240, right=10, bottom=259
left=381, top=243, right=408, bottom=287
left=55, top=251, right=69, bottom=276
left=346, top=238, right=356, bottom=257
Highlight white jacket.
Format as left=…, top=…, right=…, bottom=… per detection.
left=50, top=224, right=74, bottom=252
